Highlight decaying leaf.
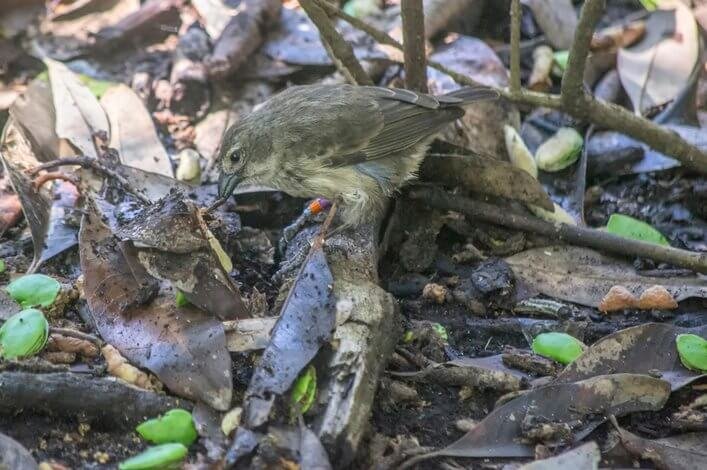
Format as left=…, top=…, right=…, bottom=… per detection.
left=100, top=84, right=173, bottom=177
left=420, top=374, right=670, bottom=459
left=0, top=120, right=78, bottom=271
left=0, top=433, right=38, bottom=470
left=110, top=192, right=247, bottom=320
left=37, top=0, right=140, bottom=60
left=617, top=2, right=700, bottom=115
left=44, top=58, right=110, bottom=160
left=507, top=246, right=707, bottom=308
left=555, top=323, right=707, bottom=391
left=79, top=199, right=233, bottom=409
left=518, top=441, right=600, bottom=470
left=243, top=245, right=335, bottom=428
left=613, top=420, right=707, bottom=470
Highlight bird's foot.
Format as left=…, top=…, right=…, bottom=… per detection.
left=278, top=198, right=332, bottom=255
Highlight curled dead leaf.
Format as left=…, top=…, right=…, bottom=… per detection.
left=599, top=285, right=638, bottom=312
left=637, top=285, right=678, bottom=310
left=102, top=344, right=161, bottom=392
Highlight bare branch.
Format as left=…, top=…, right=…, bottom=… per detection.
left=321, top=0, right=707, bottom=173
left=509, top=0, right=521, bottom=94
left=560, top=0, right=605, bottom=110
left=299, top=0, right=373, bottom=86
left=401, top=0, right=428, bottom=92
left=409, top=187, right=707, bottom=274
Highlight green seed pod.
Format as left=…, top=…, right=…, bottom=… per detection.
left=676, top=334, right=707, bottom=373
left=0, top=309, right=49, bottom=359
left=504, top=125, right=538, bottom=178
left=529, top=203, right=577, bottom=225
left=6, top=274, right=61, bottom=308
left=118, top=443, right=188, bottom=470
left=535, top=128, right=583, bottom=172
left=291, top=365, right=317, bottom=415
left=532, top=332, right=585, bottom=365
left=136, top=409, right=198, bottom=447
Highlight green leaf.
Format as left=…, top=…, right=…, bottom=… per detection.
left=175, top=290, right=190, bottom=308
left=136, top=409, right=197, bottom=447
left=0, top=259, right=5, bottom=273
left=118, top=443, right=188, bottom=470
left=532, top=332, right=585, bottom=365
left=553, top=50, right=569, bottom=71
left=0, top=309, right=49, bottom=359
left=290, top=365, right=317, bottom=415
left=402, top=330, right=415, bottom=344
left=676, top=334, right=707, bottom=373
left=6, top=274, right=61, bottom=308
left=606, top=214, right=670, bottom=246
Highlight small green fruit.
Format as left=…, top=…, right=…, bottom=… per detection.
left=532, top=332, right=585, bottom=365
left=136, top=409, right=197, bottom=446
left=504, top=125, right=537, bottom=179
left=535, top=128, right=583, bottom=172
left=118, top=443, right=188, bottom=470
left=6, top=274, right=61, bottom=308
left=676, top=334, right=707, bottom=373
left=0, top=309, right=49, bottom=359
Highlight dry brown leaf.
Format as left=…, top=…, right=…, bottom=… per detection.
left=617, top=3, right=700, bottom=115
left=100, top=84, right=173, bottom=177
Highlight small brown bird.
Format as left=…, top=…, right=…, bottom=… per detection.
left=218, top=84, right=497, bottom=227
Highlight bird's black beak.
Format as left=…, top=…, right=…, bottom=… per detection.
left=218, top=173, right=240, bottom=199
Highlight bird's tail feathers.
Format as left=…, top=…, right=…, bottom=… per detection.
left=442, top=86, right=500, bottom=104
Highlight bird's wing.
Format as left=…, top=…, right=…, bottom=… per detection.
left=324, top=87, right=464, bottom=167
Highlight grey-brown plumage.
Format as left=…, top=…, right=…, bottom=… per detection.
left=218, top=84, right=497, bottom=227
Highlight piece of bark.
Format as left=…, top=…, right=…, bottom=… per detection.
left=206, top=0, right=281, bottom=78
left=0, top=372, right=187, bottom=427
left=93, top=0, right=182, bottom=51
left=313, top=223, right=400, bottom=465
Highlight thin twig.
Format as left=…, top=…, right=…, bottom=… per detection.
left=33, top=172, right=80, bottom=190
left=509, top=0, right=521, bottom=94
left=322, top=0, right=707, bottom=174
left=409, top=187, right=707, bottom=273
left=28, top=157, right=152, bottom=204
left=299, top=0, right=373, bottom=86
left=401, top=0, right=427, bottom=92
left=50, top=327, right=104, bottom=347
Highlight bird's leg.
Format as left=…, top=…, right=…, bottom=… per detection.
left=278, top=197, right=332, bottom=255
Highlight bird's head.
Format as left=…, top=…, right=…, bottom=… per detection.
left=217, top=122, right=269, bottom=198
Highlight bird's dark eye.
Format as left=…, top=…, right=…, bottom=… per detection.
left=230, top=150, right=241, bottom=163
